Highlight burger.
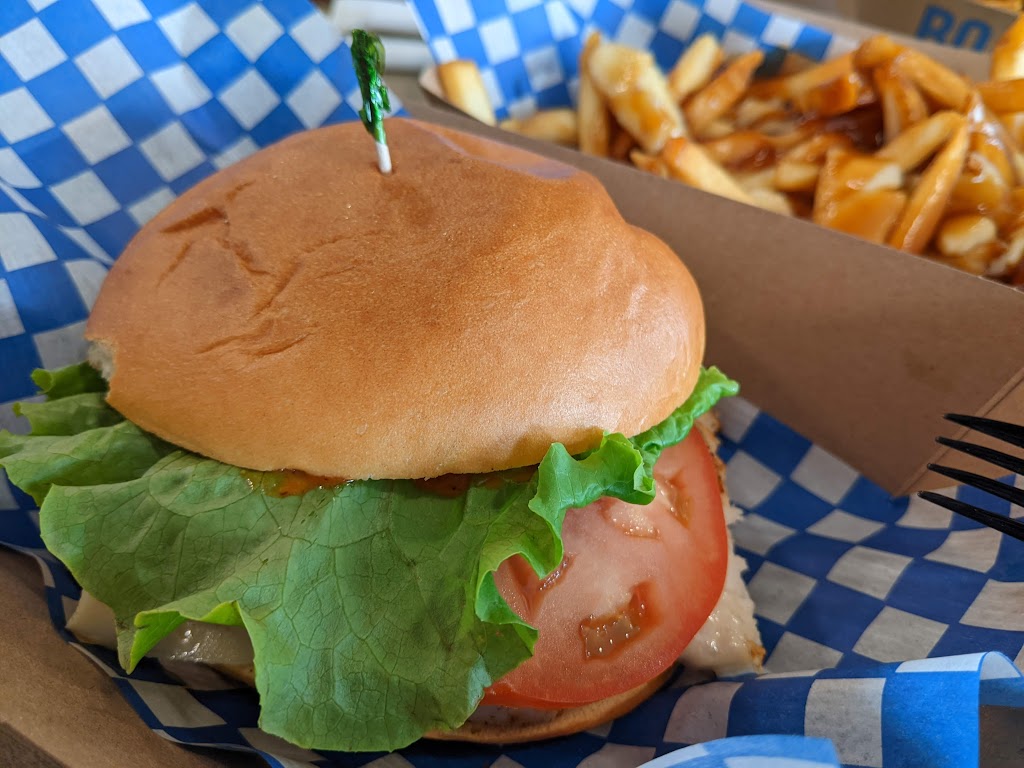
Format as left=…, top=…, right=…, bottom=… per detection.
left=0, top=118, right=762, bottom=751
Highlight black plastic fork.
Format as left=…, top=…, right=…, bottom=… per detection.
left=918, top=414, right=1024, bottom=542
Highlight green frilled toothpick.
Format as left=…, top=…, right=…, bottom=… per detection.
left=351, top=29, right=392, bottom=174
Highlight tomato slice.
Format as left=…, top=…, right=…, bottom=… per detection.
left=484, top=430, right=728, bottom=708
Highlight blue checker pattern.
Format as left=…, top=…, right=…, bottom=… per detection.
left=721, top=405, right=1024, bottom=674
left=0, top=0, right=367, bottom=404
left=2, top=1, right=1024, bottom=768
left=409, top=0, right=848, bottom=121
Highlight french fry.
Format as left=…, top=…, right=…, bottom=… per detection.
left=970, top=101, right=1020, bottom=185
left=948, top=150, right=1011, bottom=216
left=813, top=150, right=871, bottom=224
left=896, top=50, right=972, bottom=111
left=757, top=118, right=804, bottom=137
left=609, top=125, right=637, bottom=161
left=660, top=136, right=754, bottom=205
left=772, top=134, right=855, bottom=193
left=629, top=149, right=669, bottom=177
left=987, top=228, right=1024, bottom=277
left=1000, top=110, right=1024, bottom=147
left=935, top=242, right=1000, bottom=275
left=936, top=214, right=998, bottom=258
left=889, top=122, right=970, bottom=253
left=873, top=62, right=928, bottom=144
left=735, top=168, right=776, bottom=192
left=839, top=154, right=905, bottom=192
left=814, top=149, right=904, bottom=226
left=668, top=34, right=723, bottom=102
left=765, top=124, right=821, bottom=150
left=702, top=130, right=776, bottom=169
left=748, top=187, right=794, bottom=216
left=794, top=70, right=873, bottom=118
left=991, top=15, right=1024, bottom=81
left=685, top=51, right=764, bottom=137
left=776, top=52, right=818, bottom=77
left=1011, top=186, right=1024, bottom=224
left=701, top=119, right=737, bottom=140
left=774, top=160, right=821, bottom=192
left=610, top=123, right=634, bottom=161
left=750, top=52, right=855, bottom=102
left=437, top=60, right=497, bottom=126
left=978, top=79, right=1024, bottom=113
left=588, top=42, right=687, bottom=153
left=501, top=109, right=579, bottom=146
left=785, top=133, right=855, bottom=163
left=578, top=32, right=611, bottom=157
left=734, top=97, right=788, bottom=128
left=853, top=34, right=904, bottom=70
left=1012, top=148, right=1024, bottom=183
left=876, top=111, right=964, bottom=171
left=832, top=154, right=904, bottom=192
left=822, top=189, right=908, bottom=243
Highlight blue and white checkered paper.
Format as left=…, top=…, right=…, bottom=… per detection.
left=408, top=0, right=850, bottom=121
left=2, top=1, right=1024, bottom=767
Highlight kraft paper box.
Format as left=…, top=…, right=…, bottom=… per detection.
left=771, top=0, right=1016, bottom=51
left=411, top=0, right=1024, bottom=497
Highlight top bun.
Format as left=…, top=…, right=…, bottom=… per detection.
left=86, top=118, right=704, bottom=479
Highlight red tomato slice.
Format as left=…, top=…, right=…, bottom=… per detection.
left=484, top=430, right=728, bottom=708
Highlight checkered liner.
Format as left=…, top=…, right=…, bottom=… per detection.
left=2, top=1, right=1024, bottom=768
left=408, top=0, right=854, bottom=121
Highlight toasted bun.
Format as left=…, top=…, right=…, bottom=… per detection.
left=86, top=118, right=704, bottom=479
left=426, top=670, right=672, bottom=744
left=213, top=662, right=670, bottom=745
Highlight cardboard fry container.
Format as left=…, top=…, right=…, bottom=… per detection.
left=782, top=0, right=1016, bottom=53
left=411, top=0, right=1024, bottom=497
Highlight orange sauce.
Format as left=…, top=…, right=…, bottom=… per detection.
left=480, top=466, right=537, bottom=489
left=819, top=106, right=884, bottom=151
left=244, top=466, right=538, bottom=500
left=413, top=474, right=472, bottom=498
left=242, top=469, right=349, bottom=497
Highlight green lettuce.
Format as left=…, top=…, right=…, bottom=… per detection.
left=0, top=364, right=737, bottom=752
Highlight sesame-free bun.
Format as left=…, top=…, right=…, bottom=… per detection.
left=214, top=662, right=671, bottom=745
left=86, top=118, right=704, bottom=479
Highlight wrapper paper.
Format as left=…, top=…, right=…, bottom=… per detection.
left=1, top=1, right=1023, bottom=767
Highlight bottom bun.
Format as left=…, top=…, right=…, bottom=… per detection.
left=212, top=662, right=672, bottom=745
left=426, top=669, right=673, bottom=744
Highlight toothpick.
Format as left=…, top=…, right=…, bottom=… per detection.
left=375, top=140, right=392, bottom=174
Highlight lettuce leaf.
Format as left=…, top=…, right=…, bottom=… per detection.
left=31, top=361, right=107, bottom=400
left=0, top=363, right=736, bottom=752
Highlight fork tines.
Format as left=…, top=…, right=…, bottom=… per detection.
left=919, top=413, right=1024, bottom=543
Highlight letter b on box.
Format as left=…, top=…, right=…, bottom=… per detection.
left=915, top=4, right=992, bottom=51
